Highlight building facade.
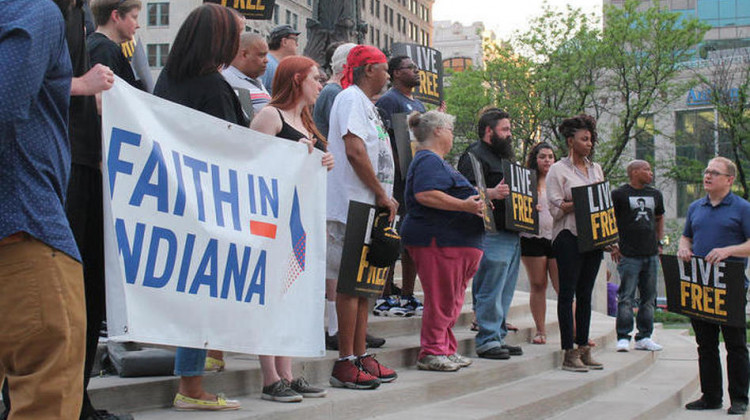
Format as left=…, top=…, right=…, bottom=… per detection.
left=601, top=0, right=750, bottom=218
left=359, top=0, right=434, bottom=52
left=433, top=20, right=492, bottom=71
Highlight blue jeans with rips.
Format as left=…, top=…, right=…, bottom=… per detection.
left=616, top=255, right=658, bottom=341
left=473, top=230, right=521, bottom=354
left=174, top=347, right=207, bottom=376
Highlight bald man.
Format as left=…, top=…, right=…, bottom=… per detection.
left=222, top=32, right=271, bottom=121
left=611, top=160, right=664, bottom=353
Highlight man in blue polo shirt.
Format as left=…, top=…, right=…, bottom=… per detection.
left=678, top=156, right=750, bottom=416
left=0, top=1, right=86, bottom=419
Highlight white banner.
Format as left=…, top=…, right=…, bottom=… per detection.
left=101, top=77, right=326, bottom=357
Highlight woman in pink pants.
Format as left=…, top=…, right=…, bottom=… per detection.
left=400, top=111, right=485, bottom=372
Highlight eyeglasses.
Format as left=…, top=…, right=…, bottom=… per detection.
left=704, top=169, right=731, bottom=177
left=397, top=64, right=418, bottom=71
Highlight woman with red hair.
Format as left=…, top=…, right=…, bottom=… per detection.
left=249, top=55, right=333, bottom=403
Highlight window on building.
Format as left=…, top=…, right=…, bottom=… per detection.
left=674, top=109, right=721, bottom=216
left=389, top=8, right=394, bottom=26
left=292, top=12, right=298, bottom=30
left=286, top=10, right=291, bottom=25
left=397, top=13, right=402, bottom=31
left=376, top=29, right=380, bottom=47
left=147, top=2, right=169, bottom=27
left=370, top=27, right=374, bottom=44
left=370, top=0, right=374, bottom=15
left=376, top=0, right=380, bottom=18
left=147, top=43, right=169, bottom=68
left=635, top=115, right=655, bottom=163
left=307, top=0, right=312, bottom=6
left=274, top=4, right=280, bottom=24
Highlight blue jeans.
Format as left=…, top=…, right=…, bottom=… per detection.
left=616, top=255, right=658, bottom=341
left=473, top=231, right=521, bottom=353
left=174, top=347, right=207, bottom=377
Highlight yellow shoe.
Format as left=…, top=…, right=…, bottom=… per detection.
left=173, top=393, right=240, bottom=411
left=204, top=356, right=226, bottom=372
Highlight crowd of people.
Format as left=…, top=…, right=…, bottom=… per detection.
left=2, top=0, right=750, bottom=418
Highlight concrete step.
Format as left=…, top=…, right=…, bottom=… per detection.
left=664, top=343, right=750, bottom=420
left=88, top=292, right=546, bottom=413
left=127, top=309, right=610, bottom=419
left=548, top=327, right=699, bottom=420
left=368, top=319, right=654, bottom=420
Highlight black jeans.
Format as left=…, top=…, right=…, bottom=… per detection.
left=553, top=230, right=603, bottom=350
left=67, top=164, right=106, bottom=419
left=691, top=318, right=749, bottom=405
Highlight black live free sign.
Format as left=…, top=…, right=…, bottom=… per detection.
left=204, top=0, right=276, bottom=20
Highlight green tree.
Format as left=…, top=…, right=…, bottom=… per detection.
left=694, top=53, right=750, bottom=198
left=597, top=0, right=710, bottom=175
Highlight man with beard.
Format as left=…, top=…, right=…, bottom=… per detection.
left=457, top=108, right=523, bottom=360
left=373, top=56, right=426, bottom=318
left=0, top=0, right=86, bottom=418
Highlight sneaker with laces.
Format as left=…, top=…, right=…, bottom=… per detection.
left=173, top=393, right=241, bottom=411
left=357, top=354, right=397, bottom=382
left=400, top=295, right=424, bottom=316
left=447, top=353, right=472, bottom=367
left=373, top=296, right=410, bottom=317
left=616, top=338, right=630, bottom=352
left=634, top=337, right=663, bottom=351
left=289, top=377, right=327, bottom=398
left=261, top=380, right=303, bottom=402
left=417, top=355, right=460, bottom=371
left=330, top=359, right=381, bottom=389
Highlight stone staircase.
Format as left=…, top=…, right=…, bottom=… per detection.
left=77, top=286, right=718, bottom=420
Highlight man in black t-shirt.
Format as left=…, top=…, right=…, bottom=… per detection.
left=87, top=0, right=142, bottom=89
left=611, top=160, right=665, bottom=353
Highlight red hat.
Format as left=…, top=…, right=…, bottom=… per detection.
left=341, top=45, right=387, bottom=89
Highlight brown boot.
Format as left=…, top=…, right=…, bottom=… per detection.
left=562, top=348, right=588, bottom=372
left=578, top=345, right=603, bottom=370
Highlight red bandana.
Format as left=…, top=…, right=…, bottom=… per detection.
left=341, top=45, right=387, bottom=89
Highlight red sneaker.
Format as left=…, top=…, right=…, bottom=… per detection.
left=357, top=354, right=397, bottom=383
left=329, top=359, right=381, bottom=389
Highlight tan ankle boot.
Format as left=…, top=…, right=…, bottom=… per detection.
left=562, top=348, right=588, bottom=372
left=578, top=345, right=603, bottom=370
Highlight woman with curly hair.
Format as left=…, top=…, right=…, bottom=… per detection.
left=546, top=114, right=605, bottom=372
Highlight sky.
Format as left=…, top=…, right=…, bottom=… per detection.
left=432, top=0, right=603, bottom=40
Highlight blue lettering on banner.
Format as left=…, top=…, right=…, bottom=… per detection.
left=108, top=128, right=141, bottom=198
left=211, top=164, right=241, bottom=231
left=129, top=140, right=169, bottom=213
left=172, top=151, right=187, bottom=216
left=259, top=177, right=279, bottom=218
left=143, top=226, right=177, bottom=288
left=191, top=239, right=219, bottom=297
left=183, top=155, right=209, bottom=222
left=176, top=233, right=196, bottom=293
left=115, top=219, right=146, bottom=284
left=113, top=219, right=267, bottom=305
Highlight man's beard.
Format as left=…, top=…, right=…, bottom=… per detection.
left=490, top=132, right=514, bottom=159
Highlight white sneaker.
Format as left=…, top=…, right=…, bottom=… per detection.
left=616, top=339, right=630, bottom=352
left=634, top=338, right=663, bottom=351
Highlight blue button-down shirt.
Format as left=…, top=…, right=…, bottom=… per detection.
left=683, top=192, right=750, bottom=266
left=0, top=1, right=80, bottom=261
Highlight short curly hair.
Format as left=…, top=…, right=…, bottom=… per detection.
left=558, top=114, right=597, bottom=155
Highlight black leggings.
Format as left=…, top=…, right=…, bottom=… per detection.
left=553, top=230, right=603, bottom=350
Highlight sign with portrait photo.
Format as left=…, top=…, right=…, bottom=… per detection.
left=661, top=255, right=747, bottom=327
left=571, top=181, right=618, bottom=252
left=390, top=43, right=443, bottom=105
left=502, top=161, right=538, bottom=234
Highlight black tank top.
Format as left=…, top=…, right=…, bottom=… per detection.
left=276, top=108, right=325, bottom=151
